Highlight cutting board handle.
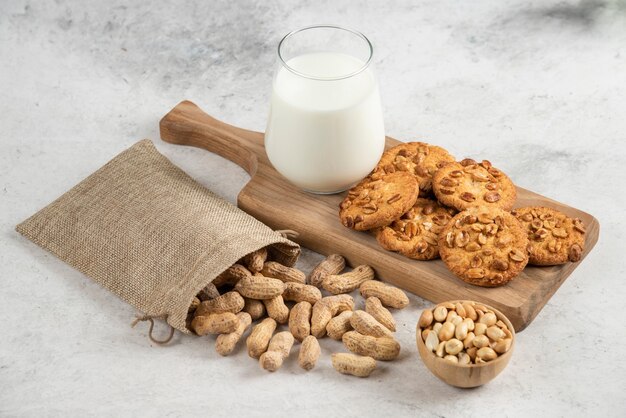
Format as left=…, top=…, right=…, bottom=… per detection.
left=159, top=100, right=260, bottom=175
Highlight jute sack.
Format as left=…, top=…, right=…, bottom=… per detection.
left=16, top=139, right=300, bottom=338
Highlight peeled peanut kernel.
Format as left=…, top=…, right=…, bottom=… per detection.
left=438, top=322, right=455, bottom=341
left=458, top=352, right=471, bottom=365
left=477, top=347, right=497, bottom=361
left=425, top=330, right=439, bottom=352
left=503, top=327, right=513, bottom=339
left=463, top=302, right=477, bottom=321
left=436, top=341, right=446, bottom=357
left=478, top=311, right=497, bottom=327
left=467, top=347, right=478, bottom=361
left=493, top=338, right=512, bottom=354
left=486, top=325, right=506, bottom=341
left=418, top=309, right=434, bottom=328
left=446, top=310, right=458, bottom=322
left=473, top=334, right=490, bottom=348
left=445, top=338, right=463, bottom=355
left=474, top=303, right=488, bottom=313
left=455, top=322, right=468, bottom=340
left=419, top=303, right=513, bottom=365
left=433, top=306, right=447, bottom=322
left=474, top=322, right=487, bottom=336
left=444, top=355, right=459, bottom=363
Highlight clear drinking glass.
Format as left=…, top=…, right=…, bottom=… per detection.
left=265, top=25, right=385, bottom=194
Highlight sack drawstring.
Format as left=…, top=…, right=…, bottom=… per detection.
left=276, top=229, right=299, bottom=240
left=131, top=314, right=175, bottom=345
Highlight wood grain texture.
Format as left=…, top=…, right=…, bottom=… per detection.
left=160, top=100, right=600, bottom=332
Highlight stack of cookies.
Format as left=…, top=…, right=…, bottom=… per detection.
left=339, top=142, right=586, bottom=288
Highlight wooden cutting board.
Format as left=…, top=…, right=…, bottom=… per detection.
left=160, top=100, right=599, bottom=332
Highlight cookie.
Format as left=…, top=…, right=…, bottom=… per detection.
left=432, top=159, right=517, bottom=211
left=376, top=198, right=456, bottom=260
left=512, top=206, right=585, bottom=265
left=373, top=142, right=455, bottom=197
left=438, top=207, right=529, bottom=287
left=339, top=172, right=419, bottom=231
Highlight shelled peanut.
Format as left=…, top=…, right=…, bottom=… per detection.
left=187, top=246, right=409, bottom=378
left=418, top=301, right=513, bottom=364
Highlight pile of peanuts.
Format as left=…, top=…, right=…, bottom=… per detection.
left=187, top=248, right=409, bottom=377
left=418, top=301, right=513, bottom=364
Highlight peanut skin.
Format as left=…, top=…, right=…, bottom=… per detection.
left=349, top=310, right=393, bottom=338
left=191, top=312, right=239, bottom=336
left=261, top=261, right=306, bottom=284
left=289, top=301, right=312, bottom=342
left=195, top=291, right=244, bottom=316
left=235, top=275, right=285, bottom=300
left=213, top=264, right=251, bottom=287
left=188, top=297, right=200, bottom=313
left=259, top=331, right=294, bottom=372
left=282, top=282, right=322, bottom=305
left=215, top=312, right=252, bottom=356
left=342, top=331, right=400, bottom=361
left=298, top=336, right=321, bottom=371
left=197, top=282, right=220, bottom=301
left=322, top=265, right=375, bottom=294
left=247, top=318, right=277, bottom=359
left=243, top=297, right=266, bottom=320
left=243, top=247, right=267, bottom=273
left=309, top=254, right=346, bottom=288
left=264, top=295, right=289, bottom=324
left=365, top=297, right=396, bottom=332
left=331, top=353, right=376, bottom=377
left=326, top=310, right=353, bottom=340
left=311, top=295, right=354, bottom=338
left=359, top=280, right=409, bottom=309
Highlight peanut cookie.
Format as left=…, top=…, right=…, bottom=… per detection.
left=339, top=172, right=419, bottom=231
left=438, top=207, right=529, bottom=287
left=512, top=206, right=585, bottom=265
left=432, top=159, right=516, bottom=211
left=373, top=142, right=455, bottom=197
left=375, top=198, right=456, bottom=260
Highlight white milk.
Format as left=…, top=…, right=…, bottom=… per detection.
left=265, top=52, right=385, bottom=193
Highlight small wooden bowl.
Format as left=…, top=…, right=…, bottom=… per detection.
left=416, top=300, right=515, bottom=388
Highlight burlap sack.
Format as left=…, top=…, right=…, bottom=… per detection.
left=16, top=139, right=300, bottom=336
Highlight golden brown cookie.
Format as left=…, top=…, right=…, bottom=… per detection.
left=373, top=142, right=455, bottom=197
left=512, top=206, right=585, bottom=265
left=375, top=198, right=456, bottom=260
left=438, top=207, right=529, bottom=287
left=339, top=172, right=419, bottom=231
left=432, top=159, right=516, bottom=211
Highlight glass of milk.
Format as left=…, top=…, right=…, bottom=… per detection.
left=265, top=25, right=385, bottom=194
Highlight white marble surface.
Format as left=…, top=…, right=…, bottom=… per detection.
left=1, top=0, right=625, bottom=416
